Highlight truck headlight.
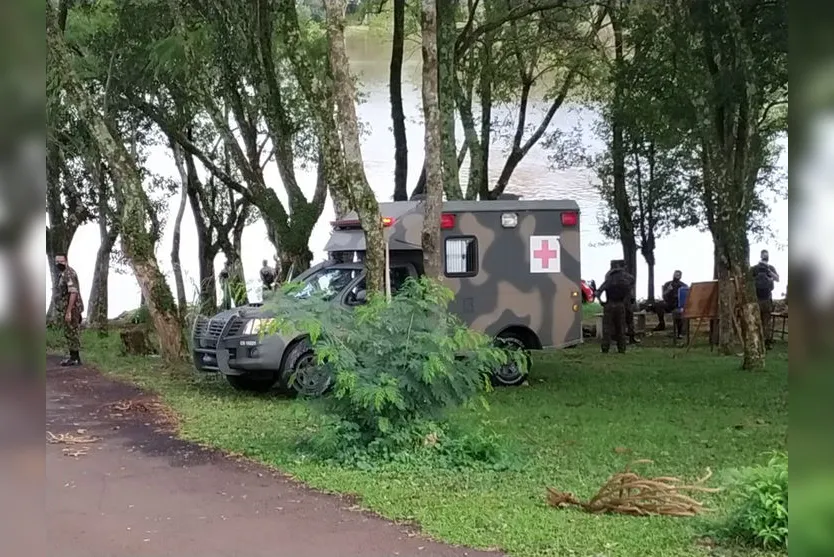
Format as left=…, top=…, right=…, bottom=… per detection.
left=242, top=318, right=277, bottom=335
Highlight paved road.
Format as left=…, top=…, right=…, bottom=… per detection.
left=46, top=357, right=501, bottom=557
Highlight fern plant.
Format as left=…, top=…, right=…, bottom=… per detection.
left=265, top=277, right=517, bottom=442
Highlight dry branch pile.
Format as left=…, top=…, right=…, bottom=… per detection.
left=546, top=459, right=720, bottom=517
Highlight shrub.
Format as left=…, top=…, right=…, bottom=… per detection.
left=715, top=451, right=788, bottom=550
left=266, top=277, right=519, bottom=445
left=296, top=417, right=515, bottom=470
left=130, top=305, right=151, bottom=325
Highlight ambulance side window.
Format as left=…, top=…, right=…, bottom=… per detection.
left=444, top=237, right=478, bottom=277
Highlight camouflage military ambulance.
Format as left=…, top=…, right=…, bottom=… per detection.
left=191, top=199, right=583, bottom=395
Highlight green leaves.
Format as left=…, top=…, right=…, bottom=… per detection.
left=714, top=450, right=788, bottom=550
left=265, top=277, right=507, bottom=445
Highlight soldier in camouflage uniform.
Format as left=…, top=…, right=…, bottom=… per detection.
left=55, top=254, right=84, bottom=366
left=604, top=259, right=640, bottom=344
left=597, top=260, right=634, bottom=354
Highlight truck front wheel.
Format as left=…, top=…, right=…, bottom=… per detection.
left=225, top=375, right=275, bottom=393
left=277, top=340, right=333, bottom=398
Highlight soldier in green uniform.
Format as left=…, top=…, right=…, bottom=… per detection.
left=597, top=260, right=634, bottom=354
left=55, top=254, right=84, bottom=366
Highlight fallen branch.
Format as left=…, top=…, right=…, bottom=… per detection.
left=46, top=431, right=100, bottom=445
left=546, top=459, right=720, bottom=517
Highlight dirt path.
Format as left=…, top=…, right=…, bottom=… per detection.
left=46, top=357, right=502, bottom=557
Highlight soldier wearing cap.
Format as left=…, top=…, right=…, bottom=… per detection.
left=55, top=253, right=84, bottom=366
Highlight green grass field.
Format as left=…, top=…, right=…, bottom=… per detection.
left=49, top=329, right=787, bottom=557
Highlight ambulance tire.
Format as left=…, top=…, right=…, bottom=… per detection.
left=225, top=374, right=275, bottom=393
left=491, top=333, right=531, bottom=387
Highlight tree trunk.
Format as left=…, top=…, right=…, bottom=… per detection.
left=611, top=10, right=638, bottom=287
left=646, top=257, right=655, bottom=303
left=233, top=218, right=249, bottom=305
left=47, top=10, right=186, bottom=361
left=715, top=247, right=735, bottom=354
left=183, top=153, right=219, bottom=315
left=390, top=0, right=409, bottom=201
left=324, top=0, right=386, bottom=293
left=477, top=31, right=494, bottom=200
left=410, top=141, right=469, bottom=199
left=170, top=142, right=190, bottom=317
left=87, top=160, right=116, bottom=334
left=197, top=242, right=217, bottom=315
left=46, top=147, right=78, bottom=326
left=420, top=0, right=443, bottom=279
left=87, top=231, right=116, bottom=335
left=716, top=219, right=763, bottom=369
left=437, top=0, right=461, bottom=199
left=221, top=229, right=249, bottom=307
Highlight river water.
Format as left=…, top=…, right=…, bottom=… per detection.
left=43, top=29, right=788, bottom=317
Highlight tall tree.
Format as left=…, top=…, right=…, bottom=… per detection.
left=390, top=0, right=409, bottom=201
left=608, top=2, right=637, bottom=283
left=633, top=0, right=787, bottom=367
left=48, top=0, right=187, bottom=361
left=420, top=0, right=443, bottom=278
left=453, top=1, right=603, bottom=200
left=437, top=0, right=461, bottom=199
left=323, top=0, right=387, bottom=292
left=85, top=155, right=120, bottom=334
left=169, top=140, right=189, bottom=317
left=180, top=139, right=246, bottom=315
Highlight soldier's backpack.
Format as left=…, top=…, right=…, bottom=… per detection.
left=754, top=263, right=774, bottom=300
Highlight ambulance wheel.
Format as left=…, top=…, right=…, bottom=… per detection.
left=225, top=375, right=275, bottom=393
left=491, top=333, right=531, bottom=387
left=277, top=339, right=332, bottom=398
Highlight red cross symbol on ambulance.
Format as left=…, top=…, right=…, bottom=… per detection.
left=529, top=236, right=561, bottom=273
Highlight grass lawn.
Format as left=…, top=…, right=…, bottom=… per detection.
left=49, top=329, right=787, bottom=557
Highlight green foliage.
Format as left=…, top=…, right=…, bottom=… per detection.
left=714, top=451, right=788, bottom=550
left=130, top=304, right=152, bottom=325
left=266, top=277, right=518, bottom=443
left=296, top=417, right=515, bottom=471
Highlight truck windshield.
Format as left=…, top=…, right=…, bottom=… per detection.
left=294, top=267, right=361, bottom=301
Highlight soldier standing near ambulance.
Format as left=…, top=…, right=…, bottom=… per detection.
left=597, top=260, right=634, bottom=354
left=55, top=253, right=84, bottom=366
left=603, top=259, right=639, bottom=344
